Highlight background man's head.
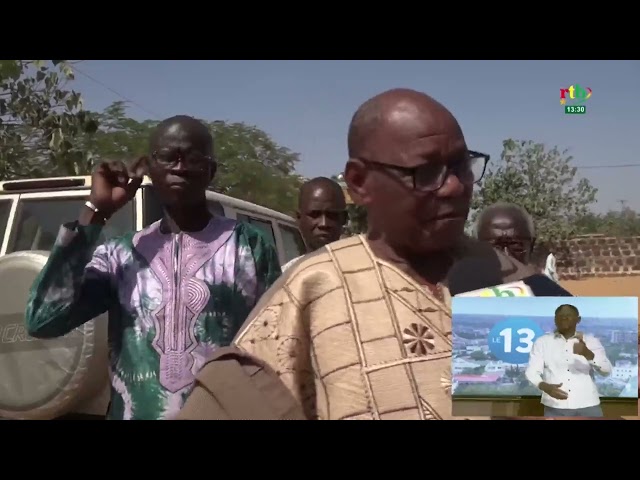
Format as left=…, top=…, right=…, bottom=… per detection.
left=297, top=177, right=347, bottom=251
left=148, top=115, right=216, bottom=207
left=554, top=304, right=581, bottom=334
left=476, top=202, right=536, bottom=265
left=344, top=88, right=487, bottom=255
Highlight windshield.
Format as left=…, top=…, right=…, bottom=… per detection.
left=7, top=197, right=135, bottom=253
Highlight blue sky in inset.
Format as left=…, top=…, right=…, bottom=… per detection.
left=452, top=296, right=638, bottom=319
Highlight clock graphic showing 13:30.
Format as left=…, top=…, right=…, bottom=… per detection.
left=565, top=105, right=586, bottom=115
left=488, top=317, right=545, bottom=364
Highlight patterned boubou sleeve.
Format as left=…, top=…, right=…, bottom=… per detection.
left=25, top=222, right=115, bottom=338
left=227, top=223, right=282, bottom=339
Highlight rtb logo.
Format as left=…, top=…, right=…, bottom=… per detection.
left=455, top=281, right=532, bottom=297
left=560, top=84, right=592, bottom=105
left=478, top=285, right=529, bottom=297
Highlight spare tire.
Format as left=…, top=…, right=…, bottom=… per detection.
left=0, top=251, right=109, bottom=420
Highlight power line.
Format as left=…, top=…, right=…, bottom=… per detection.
left=576, top=163, right=640, bottom=169
left=64, top=64, right=640, bottom=173
left=72, top=64, right=161, bottom=119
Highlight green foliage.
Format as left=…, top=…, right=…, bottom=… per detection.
left=330, top=173, right=368, bottom=236
left=8, top=66, right=627, bottom=237
left=207, top=120, right=303, bottom=215
left=76, top=102, right=304, bottom=215
left=0, top=60, right=98, bottom=180
left=344, top=204, right=367, bottom=235
left=77, top=100, right=157, bottom=166
left=471, top=139, right=598, bottom=244
left=575, top=205, right=640, bottom=237
left=1, top=64, right=304, bottom=215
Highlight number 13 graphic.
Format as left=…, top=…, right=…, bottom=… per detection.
left=488, top=318, right=543, bottom=364
left=499, top=327, right=535, bottom=354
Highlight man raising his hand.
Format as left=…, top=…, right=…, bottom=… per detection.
left=25, top=115, right=281, bottom=420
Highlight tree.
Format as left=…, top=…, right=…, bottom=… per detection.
left=505, top=365, right=521, bottom=380
left=0, top=60, right=98, bottom=180
left=470, top=350, right=488, bottom=361
left=77, top=103, right=304, bottom=215
left=332, top=173, right=367, bottom=236
left=77, top=100, right=157, bottom=166
left=470, top=139, right=598, bottom=244
left=345, top=204, right=368, bottom=235
left=575, top=204, right=640, bottom=237
left=207, top=121, right=303, bottom=215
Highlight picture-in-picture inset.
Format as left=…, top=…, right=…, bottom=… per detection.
left=451, top=296, right=638, bottom=419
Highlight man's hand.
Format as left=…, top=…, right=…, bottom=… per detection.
left=540, top=382, right=569, bottom=400
left=88, top=158, right=147, bottom=218
left=573, top=334, right=594, bottom=360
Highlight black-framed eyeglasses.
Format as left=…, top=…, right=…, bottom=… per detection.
left=151, top=150, right=214, bottom=171
left=488, top=238, right=533, bottom=255
left=362, top=150, right=490, bottom=193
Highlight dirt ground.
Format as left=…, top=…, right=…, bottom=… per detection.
left=561, top=275, right=640, bottom=321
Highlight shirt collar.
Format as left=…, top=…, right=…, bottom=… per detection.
left=554, top=330, right=580, bottom=340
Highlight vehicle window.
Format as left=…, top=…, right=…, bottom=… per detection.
left=0, top=199, right=12, bottom=248
left=279, top=224, right=306, bottom=263
left=8, top=198, right=134, bottom=253
left=236, top=214, right=276, bottom=247
left=206, top=199, right=225, bottom=217
left=143, top=187, right=164, bottom=227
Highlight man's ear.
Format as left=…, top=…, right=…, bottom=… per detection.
left=344, top=159, right=370, bottom=206
left=530, top=237, right=537, bottom=253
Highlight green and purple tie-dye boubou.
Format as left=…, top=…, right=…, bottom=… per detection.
left=25, top=216, right=281, bottom=420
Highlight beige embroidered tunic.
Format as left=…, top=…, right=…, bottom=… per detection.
left=229, top=235, right=531, bottom=420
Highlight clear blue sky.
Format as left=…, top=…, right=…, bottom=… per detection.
left=453, top=296, right=638, bottom=319
left=70, top=60, right=640, bottom=213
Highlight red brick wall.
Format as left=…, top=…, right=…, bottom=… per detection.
left=553, top=234, right=640, bottom=280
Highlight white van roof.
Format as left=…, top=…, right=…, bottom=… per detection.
left=0, top=176, right=296, bottom=225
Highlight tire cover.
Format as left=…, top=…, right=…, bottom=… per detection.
left=0, top=251, right=109, bottom=419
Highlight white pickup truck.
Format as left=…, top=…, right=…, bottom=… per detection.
left=0, top=176, right=306, bottom=420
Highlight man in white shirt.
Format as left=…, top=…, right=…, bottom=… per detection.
left=282, top=177, right=347, bottom=272
left=543, top=253, right=559, bottom=282
left=525, top=304, right=612, bottom=417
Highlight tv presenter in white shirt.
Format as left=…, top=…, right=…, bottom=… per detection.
left=525, top=304, right=612, bottom=418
